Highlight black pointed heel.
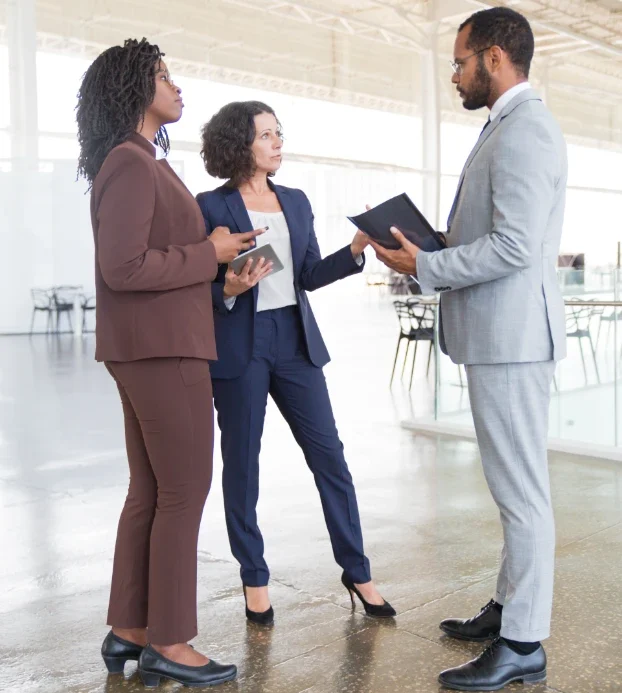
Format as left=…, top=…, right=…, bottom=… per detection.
left=101, top=630, right=145, bottom=674
left=243, top=585, right=274, bottom=626
left=341, top=572, right=396, bottom=618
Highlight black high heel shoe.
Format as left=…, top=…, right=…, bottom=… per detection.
left=341, top=572, right=396, bottom=618
left=243, top=585, right=274, bottom=626
left=101, top=630, right=145, bottom=674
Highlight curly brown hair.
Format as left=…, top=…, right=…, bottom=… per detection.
left=200, top=101, right=283, bottom=187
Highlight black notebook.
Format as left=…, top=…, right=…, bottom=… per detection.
left=347, top=193, right=444, bottom=252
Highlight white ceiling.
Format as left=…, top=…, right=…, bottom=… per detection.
left=1, top=0, right=622, bottom=146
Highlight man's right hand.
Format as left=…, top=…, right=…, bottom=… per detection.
left=209, top=226, right=266, bottom=264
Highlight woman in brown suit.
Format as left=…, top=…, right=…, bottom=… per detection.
left=76, top=38, right=261, bottom=689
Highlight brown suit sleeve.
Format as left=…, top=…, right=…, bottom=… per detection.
left=96, top=149, right=217, bottom=292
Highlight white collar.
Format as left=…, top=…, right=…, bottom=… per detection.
left=151, top=140, right=166, bottom=160
left=489, top=82, right=531, bottom=122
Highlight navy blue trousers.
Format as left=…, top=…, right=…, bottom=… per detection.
left=213, top=306, right=372, bottom=587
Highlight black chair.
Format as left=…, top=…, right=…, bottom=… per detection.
left=51, top=285, right=82, bottom=333
left=596, top=306, right=622, bottom=351
left=388, top=273, right=411, bottom=296
left=80, top=294, right=96, bottom=332
left=565, top=299, right=601, bottom=384
left=30, top=288, right=55, bottom=334
left=390, top=299, right=436, bottom=391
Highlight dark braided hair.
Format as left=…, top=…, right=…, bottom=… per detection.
left=76, top=38, right=170, bottom=187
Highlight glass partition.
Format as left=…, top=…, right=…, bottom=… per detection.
left=432, top=268, right=622, bottom=450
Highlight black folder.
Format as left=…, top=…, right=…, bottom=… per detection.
left=347, top=193, right=444, bottom=252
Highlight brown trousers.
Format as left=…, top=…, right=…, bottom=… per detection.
left=105, top=357, right=214, bottom=645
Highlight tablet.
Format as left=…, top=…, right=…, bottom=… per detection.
left=229, top=243, right=285, bottom=276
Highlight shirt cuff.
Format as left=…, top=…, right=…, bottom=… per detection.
left=224, top=295, right=236, bottom=311
left=355, top=254, right=364, bottom=267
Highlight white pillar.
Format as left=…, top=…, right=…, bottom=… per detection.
left=8, top=0, right=39, bottom=168
left=1, top=0, right=40, bottom=334
left=421, top=25, right=441, bottom=229
left=539, top=58, right=550, bottom=106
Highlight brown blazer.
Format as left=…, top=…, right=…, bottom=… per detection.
left=91, top=134, right=218, bottom=362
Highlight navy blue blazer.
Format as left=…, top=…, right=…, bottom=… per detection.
left=195, top=182, right=365, bottom=380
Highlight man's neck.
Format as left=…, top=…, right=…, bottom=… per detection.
left=487, top=78, right=528, bottom=110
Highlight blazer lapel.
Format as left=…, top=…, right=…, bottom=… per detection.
left=224, top=188, right=253, bottom=234
left=447, top=89, right=542, bottom=230
left=271, top=182, right=305, bottom=273
left=446, top=119, right=501, bottom=228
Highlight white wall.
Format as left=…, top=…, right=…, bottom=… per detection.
left=0, top=164, right=92, bottom=333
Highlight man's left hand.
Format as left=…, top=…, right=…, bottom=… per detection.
left=368, top=226, right=420, bottom=275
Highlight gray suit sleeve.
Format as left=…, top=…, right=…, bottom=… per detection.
left=417, top=120, right=559, bottom=295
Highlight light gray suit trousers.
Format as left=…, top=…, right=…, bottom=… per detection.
left=466, top=361, right=556, bottom=641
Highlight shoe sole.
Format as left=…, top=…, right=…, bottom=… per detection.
left=438, top=670, right=546, bottom=691
left=439, top=624, right=499, bottom=643
left=140, top=670, right=238, bottom=688
left=245, top=617, right=275, bottom=627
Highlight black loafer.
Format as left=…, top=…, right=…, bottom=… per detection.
left=438, top=637, right=546, bottom=691
left=101, top=630, right=145, bottom=674
left=138, top=644, right=237, bottom=688
left=440, top=599, right=502, bottom=642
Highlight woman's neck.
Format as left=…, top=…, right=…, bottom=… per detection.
left=239, top=173, right=270, bottom=197
left=136, top=113, right=161, bottom=145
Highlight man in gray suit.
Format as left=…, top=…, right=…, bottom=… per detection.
left=369, top=7, right=567, bottom=691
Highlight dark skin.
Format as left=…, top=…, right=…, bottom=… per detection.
left=139, top=61, right=264, bottom=266
left=112, top=61, right=262, bottom=669
left=368, top=24, right=527, bottom=275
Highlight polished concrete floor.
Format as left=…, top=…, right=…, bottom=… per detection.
left=2, top=282, right=622, bottom=693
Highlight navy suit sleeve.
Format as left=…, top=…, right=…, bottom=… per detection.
left=298, top=192, right=365, bottom=293
left=196, top=192, right=231, bottom=316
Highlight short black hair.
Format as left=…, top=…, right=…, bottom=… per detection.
left=200, top=101, right=282, bottom=186
left=76, top=38, right=169, bottom=187
left=459, top=7, right=534, bottom=78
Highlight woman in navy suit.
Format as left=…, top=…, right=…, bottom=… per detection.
left=196, top=101, right=394, bottom=624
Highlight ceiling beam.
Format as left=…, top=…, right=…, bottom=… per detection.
left=219, top=0, right=428, bottom=53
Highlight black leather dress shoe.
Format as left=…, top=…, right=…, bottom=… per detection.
left=101, top=630, right=145, bottom=674
left=438, top=637, right=547, bottom=691
left=138, top=645, right=237, bottom=688
left=440, top=599, right=502, bottom=642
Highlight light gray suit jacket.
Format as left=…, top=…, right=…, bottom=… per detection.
left=417, top=88, right=568, bottom=365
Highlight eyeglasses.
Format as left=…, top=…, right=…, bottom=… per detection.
left=450, top=46, right=493, bottom=76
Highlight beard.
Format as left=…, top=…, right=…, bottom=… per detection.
left=460, top=57, right=492, bottom=111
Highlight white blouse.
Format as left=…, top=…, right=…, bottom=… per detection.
left=249, top=210, right=297, bottom=312
left=222, top=208, right=363, bottom=312
left=223, top=210, right=297, bottom=313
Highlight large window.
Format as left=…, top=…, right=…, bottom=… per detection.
left=1, top=46, right=622, bottom=333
